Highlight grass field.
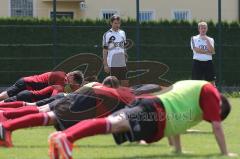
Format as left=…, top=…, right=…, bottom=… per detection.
left=0, top=98, right=239, bottom=159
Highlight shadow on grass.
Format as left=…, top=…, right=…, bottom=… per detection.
left=13, top=145, right=48, bottom=148
left=75, top=143, right=166, bottom=148
left=13, top=143, right=165, bottom=149
left=103, top=153, right=220, bottom=159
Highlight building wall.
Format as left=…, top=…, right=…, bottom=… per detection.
left=84, top=0, right=136, bottom=19
left=0, top=0, right=239, bottom=22
left=222, top=0, right=239, bottom=21
left=85, top=0, right=239, bottom=22
left=0, top=0, right=10, bottom=17
left=36, top=1, right=84, bottom=19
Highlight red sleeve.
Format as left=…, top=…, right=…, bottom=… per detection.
left=200, top=84, right=221, bottom=122
left=32, top=85, right=64, bottom=96
left=48, top=71, right=66, bottom=86
left=32, top=86, right=54, bottom=96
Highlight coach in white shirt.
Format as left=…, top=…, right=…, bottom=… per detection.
left=102, top=15, right=128, bottom=86
left=191, top=22, right=216, bottom=85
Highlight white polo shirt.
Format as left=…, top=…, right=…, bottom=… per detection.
left=190, top=35, right=215, bottom=61
left=103, top=29, right=126, bottom=67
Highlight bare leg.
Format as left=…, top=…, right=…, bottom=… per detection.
left=26, top=102, right=37, bottom=106
left=47, top=111, right=57, bottom=125
left=107, top=111, right=131, bottom=133
left=48, top=110, right=131, bottom=159
left=0, top=91, right=9, bottom=101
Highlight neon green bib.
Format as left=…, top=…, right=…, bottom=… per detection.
left=153, top=80, right=208, bottom=137
left=83, top=82, right=98, bottom=88
left=74, top=82, right=98, bottom=94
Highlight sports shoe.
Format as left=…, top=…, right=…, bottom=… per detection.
left=49, top=132, right=61, bottom=159
left=49, top=131, right=73, bottom=159
left=0, top=123, right=13, bottom=147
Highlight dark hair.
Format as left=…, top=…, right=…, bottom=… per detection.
left=220, top=94, right=231, bottom=121
left=70, top=70, right=84, bottom=85
left=110, top=15, right=121, bottom=23
left=102, top=76, right=120, bottom=88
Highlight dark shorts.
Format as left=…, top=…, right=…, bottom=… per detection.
left=6, top=78, right=49, bottom=98
left=109, top=67, right=127, bottom=80
left=4, top=90, right=32, bottom=102
left=51, top=93, right=126, bottom=130
left=4, top=90, right=52, bottom=103
left=131, top=84, right=162, bottom=95
left=6, top=78, right=26, bottom=97
left=192, top=60, right=216, bottom=81
left=112, top=98, right=160, bottom=145
left=36, top=93, right=65, bottom=106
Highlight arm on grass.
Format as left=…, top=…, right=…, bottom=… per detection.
left=212, top=121, right=237, bottom=157
left=169, top=135, right=182, bottom=153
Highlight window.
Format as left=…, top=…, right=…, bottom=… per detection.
left=50, top=12, right=74, bottom=19
left=11, top=0, right=33, bottom=17
left=101, top=10, right=119, bottom=20
left=139, top=11, right=154, bottom=22
left=172, top=10, right=191, bottom=21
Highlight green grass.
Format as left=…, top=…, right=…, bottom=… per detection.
left=0, top=98, right=239, bottom=159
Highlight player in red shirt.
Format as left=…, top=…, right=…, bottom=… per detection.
left=47, top=80, right=236, bottom=159
left=0, top=77, right=137, bottom=147
left=0, top=71, right=83, bottom=102
left=0, top=75, right=100, bottom=110
left=0, top=75, right=162, bottom=147
left=0, top=76, right=161, bottom=111
left=1, top=85, right=64, bottom=103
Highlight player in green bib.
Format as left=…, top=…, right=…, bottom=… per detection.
left=49, top=80, right=236, bottom=159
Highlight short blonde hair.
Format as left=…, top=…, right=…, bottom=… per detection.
left=198, top=21, right=208, bottom=28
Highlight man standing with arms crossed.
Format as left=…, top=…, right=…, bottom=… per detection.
left=102, top=15, right=129, bottom=86
left=191, top=22, right=216, bottom=85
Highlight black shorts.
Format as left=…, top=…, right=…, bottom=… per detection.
left=50, top=93, right=95, bottom=130
left=4, top=89, right=52, bottom=103
left=4, top=90, right=33, bottom=103
left=109, top=67, right=127, bottom=80
left=131, top=84, right=162, bottom=95
left=36, top=93, right=65, bottom=106
left=192, top=60, right=216, bottom=81
left=6, top=78, right=26, bottom=97
left=112, top=98, right=160, bottom=145
left=6, top=78, right=49, bottom=98
left=51, top=93, right=126, bottom=130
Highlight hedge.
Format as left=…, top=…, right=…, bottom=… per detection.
left=0, top=17, right=239, bottom=86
